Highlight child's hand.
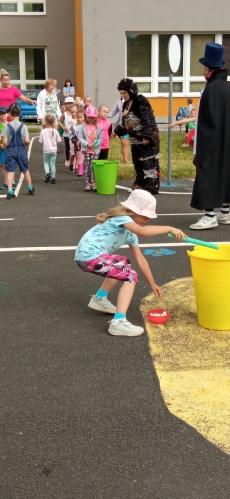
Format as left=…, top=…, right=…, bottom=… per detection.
left=169, top=228, right=187, bottom=241
left=92, top=140, right=99, bottom=147
left=152, top=283, right=164, bottom=300
left=143, top=138, right=149, bottom=145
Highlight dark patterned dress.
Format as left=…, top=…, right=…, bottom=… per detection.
left=115, top=95, right=160, bottom=195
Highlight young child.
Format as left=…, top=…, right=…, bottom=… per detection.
left=75, top=189, right=186, bottom=337
left=75, top=96, right=82, bottom=106
left=39, top=114, right=61, bottom=184
left=78, top=106, right=102, bottom=191
left=58, top=96, right=75, bottom=167
left=69, top=109, right=85, bottom=176
left=0, top=106, right=16, bottom=191
left=1, top=103, right=35, bottom=199
left=68, top=105, right=78, bottom=172
left=181, top=109, right=196, bottom=148
left=97, top=105, right=113, bottom=160
left=83, top=95, right=92, bottom=110
left=185, top=98, right=194, bottom=118
left=185, top=98, right=195, bottom=133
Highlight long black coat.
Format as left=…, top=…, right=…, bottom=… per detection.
left=191, top=69, right=230, bottom=210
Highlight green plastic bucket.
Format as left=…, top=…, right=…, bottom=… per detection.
left=92, top=160, right=119, bottom=195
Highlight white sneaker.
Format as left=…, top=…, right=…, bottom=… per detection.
left=88, top=295, right=116, bottom=314
left=181, top=143, right=189, bottom=147
left=108, top=318, right=144, bottom=337
left=65, top=160, right=70, bottom=167
left=216, top=212, right=230, bottom=224
left=84, top=183, right=92, bottom=191
left=189, top=215, right=218, bottom=230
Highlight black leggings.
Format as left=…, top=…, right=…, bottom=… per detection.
left=64, top=137, right=70, bottom=161
left=98, top=148, right=109, bottom=160
left=131, top=144, right=160, bottom=195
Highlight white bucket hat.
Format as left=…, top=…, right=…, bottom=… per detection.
left=64, top=96, right=75, bottom=103
left=120, top=189, right=157, bottom=219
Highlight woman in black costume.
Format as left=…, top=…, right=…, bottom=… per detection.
left=114, top=78, right=160, bottom=195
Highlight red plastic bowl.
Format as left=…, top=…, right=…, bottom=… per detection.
left=147, top=309, right=170, bottom=324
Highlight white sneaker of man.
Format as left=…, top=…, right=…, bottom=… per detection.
left=216, top=212, right=230, bottom=225
left=189, top=215, right=218, bottom=230
left=108, top=318, right=144, bottom=337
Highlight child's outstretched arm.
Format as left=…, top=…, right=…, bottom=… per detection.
left=129, top=245, right=163, bottom=299
left=168, top=117, right=196, bottom=129
left=124, top=222, right=187, bottom=241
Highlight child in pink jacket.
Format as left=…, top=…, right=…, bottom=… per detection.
left=97, top=105, right=112, bottom=160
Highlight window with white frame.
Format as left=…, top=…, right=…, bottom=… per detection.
left=0, top=47, right=47, bottom=88
left=0, top=0, right=45, bottom=14
left=126, top=33, right=230, bottom=97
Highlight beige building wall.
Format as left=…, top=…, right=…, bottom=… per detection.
left=0, top=0, right=76, bottom=92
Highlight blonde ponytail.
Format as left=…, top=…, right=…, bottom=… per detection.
left=96, top=205, right=134, bottom=223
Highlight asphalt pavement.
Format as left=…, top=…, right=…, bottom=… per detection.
left=1, top=137, right=230, bottom=499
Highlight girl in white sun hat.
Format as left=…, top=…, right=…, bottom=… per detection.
left=75, top=189, right=186, bottom=337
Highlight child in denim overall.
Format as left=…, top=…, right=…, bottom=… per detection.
left=1, top=103, right=35, bottom=199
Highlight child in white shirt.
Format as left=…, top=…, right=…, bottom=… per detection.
left=39, top=114, right=61, bottom=184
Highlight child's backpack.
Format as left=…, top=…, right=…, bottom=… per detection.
left=176, top=107, right=187, bottom=121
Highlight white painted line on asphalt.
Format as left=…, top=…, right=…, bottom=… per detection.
left=160, top=191, right=192, bottom=195
left=0, top=246, right=76, bottom=252
left=0, top=218, right=14, bottom=221
left=0, top=241, right=229, bottom=252
left=155, top=213, right=203, bottom=216
left=116, top=185, right=132, bottom=192
left=49, top=216, right=95, bottom=219
left=13, top=136, right=38, bottom=198
left=49, top=213, right=203, bottom=219
left=116, top=184, right=192, bottom=195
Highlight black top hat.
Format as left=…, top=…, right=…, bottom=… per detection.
left=199, top=42, right=225, bottom=68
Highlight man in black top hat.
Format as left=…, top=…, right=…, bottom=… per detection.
left=190, top=42, right=230, bottom=230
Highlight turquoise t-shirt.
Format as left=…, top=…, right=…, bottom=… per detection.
left=75, top=216, right=138, bottom=261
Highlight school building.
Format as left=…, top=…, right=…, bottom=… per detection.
left=0, top=0, right=76, bottom=94
left=0, top=0, right=230, bottom=120
left=75, top=0, right=230, bottom=120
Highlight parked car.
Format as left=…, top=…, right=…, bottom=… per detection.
left=16, top=89, right=40, bottom=121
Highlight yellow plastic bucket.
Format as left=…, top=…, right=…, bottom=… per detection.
left=187, top=244, right=230, bottom=330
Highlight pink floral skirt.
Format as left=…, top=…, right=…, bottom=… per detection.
left=77, top=253, right=138, bottom=283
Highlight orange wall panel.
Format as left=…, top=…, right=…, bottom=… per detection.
left=148, top=97, right=200, bottom=120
